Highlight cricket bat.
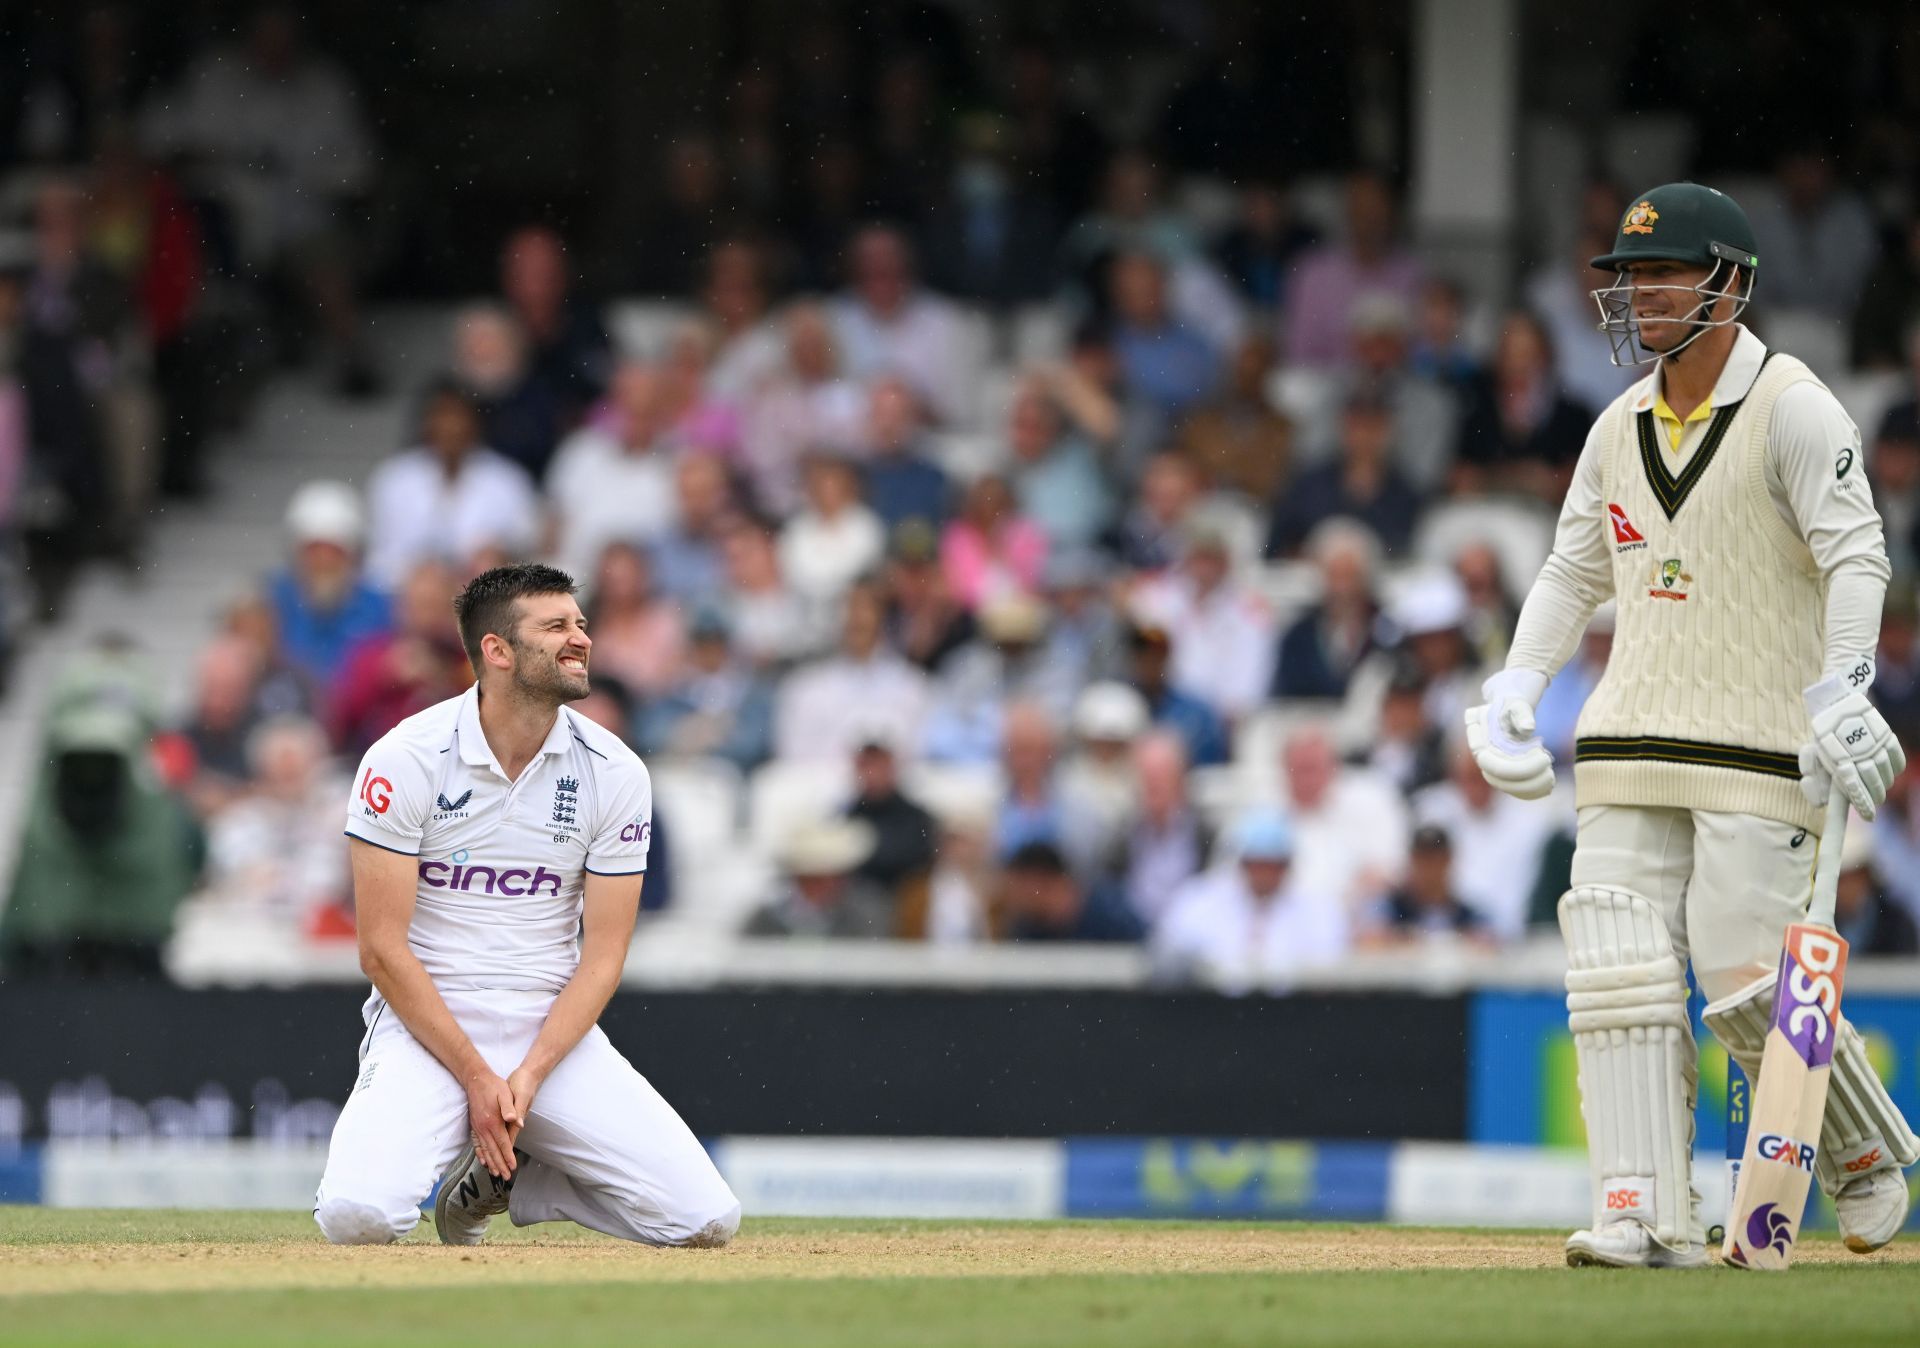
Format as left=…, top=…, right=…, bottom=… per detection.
left=1722, top=792, right=1851, bottom=1270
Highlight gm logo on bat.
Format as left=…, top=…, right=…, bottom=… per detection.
left=1756, top=1133, right=1816, bottom=1172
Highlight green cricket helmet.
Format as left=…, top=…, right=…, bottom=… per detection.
left=1590, top=182, right=1758, bottom=366
left=1591, top=182, right=1760, bottom=273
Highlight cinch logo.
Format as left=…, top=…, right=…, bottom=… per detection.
left=619, top=821, right=651, bottom=844
left=419, top=849, right=563, bottom=897
left=359, top=768, right=392, bottom=815
left=1757, top=1133, right=1815, bottom=1172
left=1608, top=503, right=1647, bottom=549
left=1844, top=1149, right=1883, bottom=1174
left=1604, top=1189, right=1642, bottom=1211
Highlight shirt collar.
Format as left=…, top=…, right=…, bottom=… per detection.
left=455, top=683, right=575, bottom=775
left=1630, top=324, right=1768, bottom=413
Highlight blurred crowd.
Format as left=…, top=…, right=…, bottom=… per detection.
left=10, top=5, right=1920, bottom=987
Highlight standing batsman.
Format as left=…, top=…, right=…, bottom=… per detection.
left=314, top=563, right=741, bottom=1247
left=1467, top=182, right=1916, bottom=1268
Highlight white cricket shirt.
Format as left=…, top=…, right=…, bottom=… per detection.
left=343, top=684, right=652, bottom=994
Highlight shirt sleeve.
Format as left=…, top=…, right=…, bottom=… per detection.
left=585, top=757, right=653, bottom=876
left=1506, top=415, right=1617, bottom=679
left=1768, top=382, right=1891, bottom=678
left=343, top=741, right=432, bottom=856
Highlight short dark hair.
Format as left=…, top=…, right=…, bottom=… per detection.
left=453, top=563, right=577, bottom=667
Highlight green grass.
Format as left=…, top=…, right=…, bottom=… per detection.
left=3, top=1210, right=1918, bottom=1348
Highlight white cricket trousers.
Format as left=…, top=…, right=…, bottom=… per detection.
left=313, top=989, right=741, bottom=1246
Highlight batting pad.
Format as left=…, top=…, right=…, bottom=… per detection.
left=1706, top=978, right=1919, bottom=1193
left=1560, top=885, right=1699, bottom=1248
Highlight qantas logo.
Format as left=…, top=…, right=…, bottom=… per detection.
left=1609, top=503, right=1648, bottom=551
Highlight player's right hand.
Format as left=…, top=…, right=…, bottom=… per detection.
left=1464, top=667, right=1555, bottom=801
left=465, top=1069, right=522, bottom=1178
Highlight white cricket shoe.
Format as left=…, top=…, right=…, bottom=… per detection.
left=1836, top=1168, right=1910, bottom=1254
left=433, top=1143, right=517, bottom=1246
left=1566, top=1223, right=1708, bottom=1269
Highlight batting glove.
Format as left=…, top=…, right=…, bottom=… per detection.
left=1464, top=667, right=1555, bottom=801
left=1801, top=665, right=1906, bottom=820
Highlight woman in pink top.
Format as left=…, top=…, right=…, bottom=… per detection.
left=940, top=473, right=1048, bottom=613
left=582, top=541, right=687, bottom=696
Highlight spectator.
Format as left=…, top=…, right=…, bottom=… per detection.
left=745, top=819, right=893, bottom=938
left=1005, top=373, right=1115, bottom=554
left=1835, top=812, right=1920, bottom=956
left=860, top=378, right=950, bottom=534
left=884, top=520, right=977, bottom=675
left=1359, top=824, right=1495, bottom=949
left=925, top=593, right=1058, bottom=761
left=830, top=224, right=977, bottom=427
left=924, top=808, right=997, bottom=944
left=2, top=696, right=202, bottom=978
left=544, top=361, right=681, bottom=583
left=1452, top=310, right=1591, bottom=502
left=921, top=111, right=1062, bottom=305
left=637, top=607, right=774, bottom=771
left=941, top=474, right=1047, bottom=613
left=1361, top=660, right=1447, bottom=795
left=633, top=133, right=732, bottom=296
left=140, top=5, right=378, bottom=393
left=1870, top=397, right=1920, bottom=581
left=1118, top=453, right=1205, bottom=571
left=581, top=543, right=686, bottom=698
left=1001, top=41, right=1109, bottom=219
left=720, top=517, right=812, bottom=668
left=1153, top=808, right=1348, bottom=994
left=1030, top=549, right=1130, bottom=712
left=1346, top=571, right=1486, bottom=745
left=1533, top=607, right=1614, bottom=764
left=779, top=454, right=886, bottom=620
left=328, top=560, right=467, bottom=758
left=993, top=840, right=1142, bottom=943
left=268, top=480, right=391, bottom=691
left=1108, top=249, right=1223, bottom=425
left=364, top=378, right=539, bottom=588
left=1213, top=179, right=1319, bottom=314
left=703, top=238, right=782, bottom=399
left=1130, top=527, right=1275, bottom=723
left=740, top=300, right=867, bottom=514
left=1746, top=141, right=1878, bottom=320
left=1283, top=169, right=1422, bottom=370
left=1175, top=334, right=1291, bottom=504
left=1060, top=681, right=1152, bottom=861
left=656, top=320, right=743, bottom=456
left=1407, top=276, right=1483, bottom=394
left=181, top=634, right=269, bottom=813
left=201, top=715, right=348, bottom=933
left=775, top=582, right=929, bottom=762
left=1454, top=541, right=1520, bottom=672
left=1059, top=150, right=1206, bottom=303
left=498, top=225, right=610, bottom=415
left=1340, top=291, right=1459, bottom=492
left=1412, top=742, right=1564, bottom=942
left=1873, top=587, right=1920, bottom=732
left=842, top=727, right=939, bottom=913
left=1524, top=227, right=1637, bottom=416
left=451, top=304, right=564, bottom=483
left=1264, top=389, right=1420, bottom=560
left=220, top=594, right=311, bottom=721
left=1110, top=731, right=1212, bottom=928
left=1278, top=725, right=1409, bottom=913
left=653, top=454, right=741, bottom=608
left=1126, top=623, right=1230, bottom=768
left=994, top=702, right=1105, bottom=875
left=1871, top=752, right=1920, bottom=927
left=1272, top=519, right=1382, bottom=700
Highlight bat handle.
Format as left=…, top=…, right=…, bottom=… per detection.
left=1805, top=791, right=1851, bottom=931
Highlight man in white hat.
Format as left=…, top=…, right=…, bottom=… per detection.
left=269, top=480, right=392, bottom=687
left=744, top=818, right=892, bottom=938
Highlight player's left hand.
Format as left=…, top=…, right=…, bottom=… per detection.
left=1802, top=670, right=1906, bottom=820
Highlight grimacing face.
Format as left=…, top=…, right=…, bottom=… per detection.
left=501, top=592, right=592, bottom=703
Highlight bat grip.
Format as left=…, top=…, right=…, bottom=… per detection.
left=1805, top=791, right=1851, bottom=931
